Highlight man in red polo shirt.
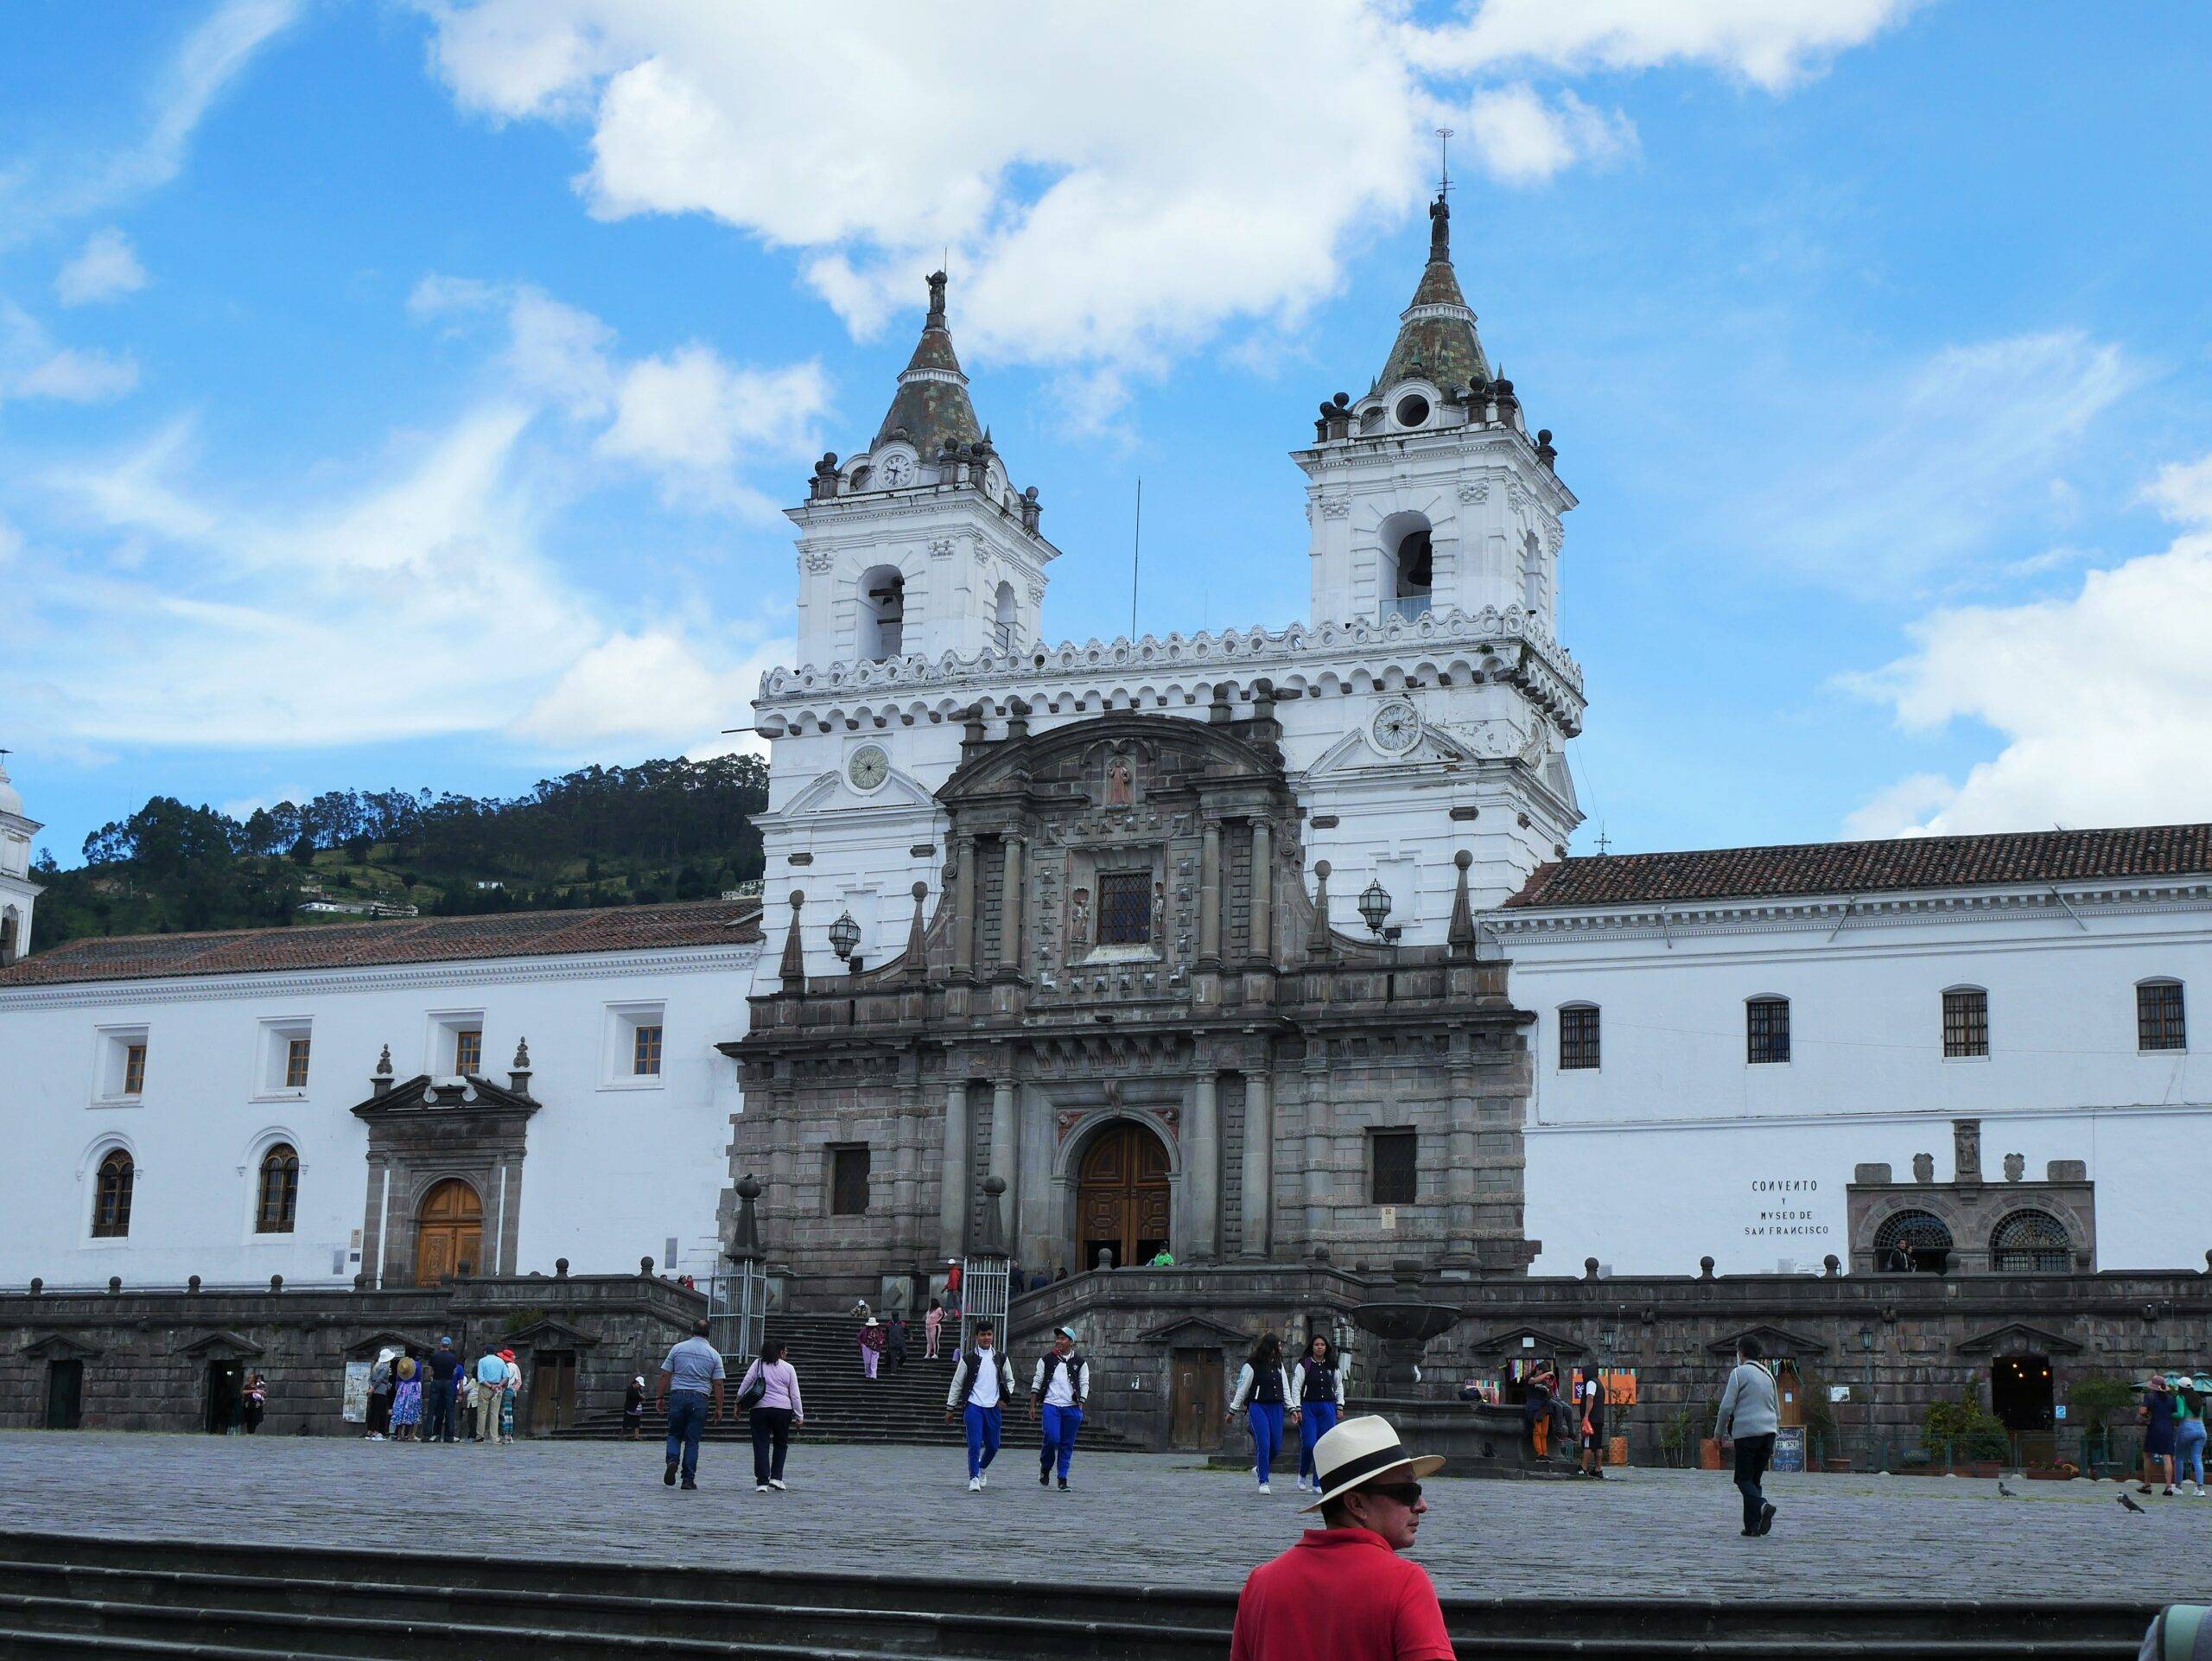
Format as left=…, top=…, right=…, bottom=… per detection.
left=1230, top=1415, right=1455, bottom=1661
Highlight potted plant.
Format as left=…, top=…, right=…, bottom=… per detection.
left=2067, top=1372, right=2139, bottom=1475
left=1923, top=1386, right=2011, bottom=1476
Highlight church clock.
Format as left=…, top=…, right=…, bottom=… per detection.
left=847, top=745, right=890, bottom=792
left=1370, top=697, right=1421, bottom=757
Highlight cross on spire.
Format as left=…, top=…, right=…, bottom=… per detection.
left=1436, top=127, right=1453, bottom=199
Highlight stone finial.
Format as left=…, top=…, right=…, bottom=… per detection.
left=779, top=890, right=806, bottom=987
left=640, top=1256, right=656, bottom=1277
left=186, top=1275, right=200, bottom=1294
left=2202, top=1249, right=2212, bottom=1276
left=372, top=1043, right=394, bottom=1097
left=27, top=1277, right=41, bottom=1296
left=1446, top=849, right=1477, bottom=958
left=1306, top=861, right=1336, bottom=959
left=1096, top=1247, right=1115, bottom=1271
left=1911, top=1152, right=1935, bottom=1184
left=107, top=1276, right=122, bottom=1295
left=555, top=1257, right=569, bottom=1279
left=727, top=1174, right=765, bottom=1261
left=353, top=1273, right=369, bottom=1290
left=975, top=1174, right=1010, bottom=1259
left=905, top=881, right=930, bottom=979
left=1823, top=1254, right=1840, bottom=1276
left=1535, top=428, right=1558, bottom=467
left=2003, top=1152, right=2025, bottom=1182
left=1698, top=1256, right=1715, bottom=1280
left=509, top=1038, right=533, bottom=1093
left=1583, top=1256, right=1599, bottom=1281
left=269, top=1275, right=283, bottom=1293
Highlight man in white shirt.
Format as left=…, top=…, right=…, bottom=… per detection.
left=1030, top=1325, right=1091, bottom=1492
left=944, top=1321, right=1018, bottom=1492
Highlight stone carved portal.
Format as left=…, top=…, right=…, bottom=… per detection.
left=1077, top=1121, right=1171, bottom=1270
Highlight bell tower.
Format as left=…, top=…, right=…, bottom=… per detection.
left=0, top=751, right=42, bottom=966
left=787, top=271, right=1062, bottom=673
left=1295, top=193, right=1573, bottom=637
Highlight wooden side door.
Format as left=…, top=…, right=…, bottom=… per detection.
left=1170, top=1350, right=1224, bottom=1450
left=45, top=1361, right=82, bottom=1430
left=530, top=1353, right=578, bottom=1435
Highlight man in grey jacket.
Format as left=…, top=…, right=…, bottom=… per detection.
left=1714, top=1336, right=1780, bottom=1537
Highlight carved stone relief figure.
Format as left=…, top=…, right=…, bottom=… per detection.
left=1070, top=886, right=1091, bottom=951
left=1105, top=755, right=1134, bottom=807
left=1912, top=1152, right=1935, bottom=1184
left=1953, top=1118, right=1981, bottom=1182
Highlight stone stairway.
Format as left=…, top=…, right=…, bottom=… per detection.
left=558, top=1313, right=1136, bottom=1450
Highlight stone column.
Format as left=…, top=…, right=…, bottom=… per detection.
left=938, top=1080, right=971, bottom=1258
left=989, top=1079, right=1019, bottom=1244
left=1240, top=1070, right=1274, bottom=1258
left=1017, top=1085, right=1056, bottom=1272
left=1445, top=1060, right=1478, bottom=1270
left=1303, top=1057, right=1332, bottom=1248
left=1198, top=822, right=1223, bottom=963
left=951, top=836, right=977, bottom=980
left=998, top=836, right=1026, bottom=976
left=1249, top=819, right=1274, bottom=964
left=1183, top=1072, right=1221, bottom=1262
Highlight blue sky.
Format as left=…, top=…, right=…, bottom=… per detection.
left=3, top=2, right=2209, bottom=869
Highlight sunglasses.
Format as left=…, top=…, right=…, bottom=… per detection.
left=1362, top=1482, right=1424, bottom=1506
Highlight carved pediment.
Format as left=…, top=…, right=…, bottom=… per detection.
left=1138, top=1313, right=1254, bottom=1349
left=1705, top=1324, right=1830, bottom=1359
left=20, top=1332, right=102, bottom=1361
left=352, top=1073, right=540, bottom=1121
left=1955, top=1321, right=2082, bottom=1358
left=344, top=1328, right=438, bottom=1360
left=173, top=1330, right=264, bottom=1359
left=501, top=1317, right=601, bottom=1352
left=1467, top=1324, right=1586, bottom=1358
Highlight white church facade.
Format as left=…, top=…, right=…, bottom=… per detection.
left=1, top=198, right=2207, bottom=1309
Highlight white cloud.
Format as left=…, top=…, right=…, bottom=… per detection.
left=512, top=628, right=784, bottom=754
left=417, top=2, right=1904, bottom=387
left=1407, top=0, right=1924, bottom=92
left=0, top=299, right=139, bottom=406
left=1745, top=331, right=2139, bottom=594
left=410, top=274, right=827, bottom=511
left=55, top=229, right=150, bottom=305
left=1845, top=451, right=2212, bottom=837
left=1465, top=84, right=1637, bottom=185
left=2, top=0, right=300, bottom=237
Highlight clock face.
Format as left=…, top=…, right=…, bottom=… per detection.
left=1370, top=698, right=1421, bottom=757
left=877, top=452, right=913, bottom=488
left=848, top=745, right=890, bottom=792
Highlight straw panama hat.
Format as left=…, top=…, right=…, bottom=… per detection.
left=865, top=1316, right=880, bottom=1327
left=1300, top=1415, right=1446, bottom=1513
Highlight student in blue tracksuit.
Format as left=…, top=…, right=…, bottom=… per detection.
left=1029, top=1326, right=1090, bottom=1491
left=1289, top=1332, right=1352, bottom=1493
left=944, top=1321, right=1018, bottom=1492
left=1226, top=1333, right=1294, bottom=1494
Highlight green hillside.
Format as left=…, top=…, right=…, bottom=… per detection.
left=30, top=756, right=767, bottom=951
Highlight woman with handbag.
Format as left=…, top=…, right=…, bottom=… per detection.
left=734, top=1338, right=803, bottom=1493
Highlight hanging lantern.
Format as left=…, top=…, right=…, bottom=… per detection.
left=1357, top=879, right=1393, bottom=937
left=828, top=909, right=861, bottom=963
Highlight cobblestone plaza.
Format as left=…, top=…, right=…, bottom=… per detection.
left=2, top=1432, right=2202, bottom=1606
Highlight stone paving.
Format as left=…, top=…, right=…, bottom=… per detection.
left=0, top=1431, right=2202, bottom=1604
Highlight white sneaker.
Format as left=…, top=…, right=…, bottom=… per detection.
left=978, top=1473, right=988, bottom=1488
left=769, top=1480, right=787, bottom=1492
left=1258, top=1482, right=1272, bottom=1494
left=756, top=1484, right=769, bottom=1493
left=968, top=1477, right=982, bottom=1492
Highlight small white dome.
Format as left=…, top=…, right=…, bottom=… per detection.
left=0, top=757, right=21, bottom=818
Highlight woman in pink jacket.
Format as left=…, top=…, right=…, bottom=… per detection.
left=734, top=1340, right=804, bottom=1493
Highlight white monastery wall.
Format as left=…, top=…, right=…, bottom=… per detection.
left=0, top=947, right=756, bottom=1291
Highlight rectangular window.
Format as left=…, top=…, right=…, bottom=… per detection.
left=2139, top=982, right=2187, bottom=1052
left=632, top=1023, right=664, bottom=1076
left=1746, top=998, right=1790, bottom=1065
left=1942, top=989, right=1989, bottom=1059
left=284, top=1036, right=312, bottom=1089
left=454, top=1028, right=483, bottom=1074
left=1371, top=1129, right=1417, bottom=1206
left=1096, top=870, right=1152, bottom=946
left=1559, top=1006, right=1600, bottom=1071
left=123, top=1043, right=147, bottom=1097
left=830, top=1145, right=871, bottom=1216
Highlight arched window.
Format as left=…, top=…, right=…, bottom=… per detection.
left=1990, top=1210, right=2071, bottom=1273
left=858, top=565, right=905, bottom=659
left=1873, top=1209, right=1952, bottom=1275
left=256, top=1143, right=300, bottom=1234
left=1558, top=1003, right=1599, bottom=1071
left=1522, top=529, right=1545, bottom=613
left=92, top=1149, right=134, bottom=1238
left=993, top=581, right=1017, bottom=652
left=0, top=907, right=18, bottom=967
left=1376, top=512, right=1433, bottom=622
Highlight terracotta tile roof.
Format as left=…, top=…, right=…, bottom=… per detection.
left=1503, top=824, right=2212, bottom=911
left=0, top=898, right=763, bottom=988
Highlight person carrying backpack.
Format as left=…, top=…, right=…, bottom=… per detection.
left=1030, top=1326, right=1090, bottom=1491
left=944, top=1321, right=1017, bottom=1492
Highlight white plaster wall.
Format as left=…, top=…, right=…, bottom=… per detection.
left=0, top=946, right=757, bottom=1291
left=1505, top=899, right=2211, bottom=1275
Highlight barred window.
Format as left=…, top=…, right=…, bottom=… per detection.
left=1942, top=988, right=1988, bottom=1058
left=1559, top=1005, right=1600, bottom=1071
left=1990, top=1209, right=2070, bottom=1273
left=1096, top=870, right=1152, bottom=946
left=256, top=1144, right=299, bottom=1234
left=92, top=1150, right=134, bottom=1238
left=830, top=1145, right=871, bottom=1216
left=1746, top=997, right=1791, bottom=1065
left=1371, top=1129, right=1417, bottom=1206
left=1873, top=1208, right=1952, bottom=1275
left=2138, top=981, right=2186, bottom=1052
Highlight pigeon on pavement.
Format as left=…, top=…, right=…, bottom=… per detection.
left=1998, top=1479, right=2018, bottom=1498
left=2118, top=1492, right=2146, bottom=1513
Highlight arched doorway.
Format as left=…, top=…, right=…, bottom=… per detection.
left=1076, top=1121, right=1170, bottom=1271
left=414, top=1178, right=483, bottom=1286
left=1873, top=1208, right=1953, bottom=1275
